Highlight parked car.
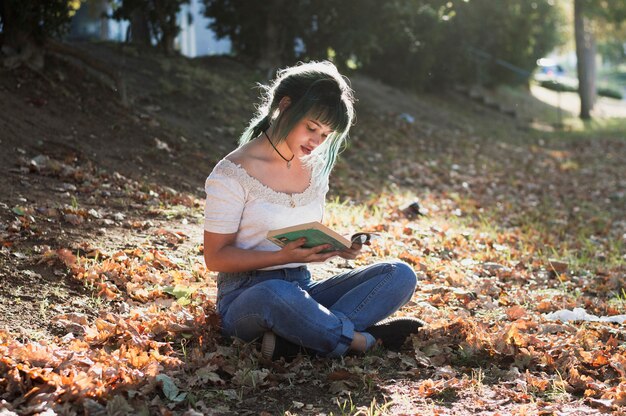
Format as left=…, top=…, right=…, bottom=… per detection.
left=534, top=58, right=566, bottom=81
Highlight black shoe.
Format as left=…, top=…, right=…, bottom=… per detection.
left=365, top=317, right=425, bottom=351
left=261, top=331, right=309, bottom=361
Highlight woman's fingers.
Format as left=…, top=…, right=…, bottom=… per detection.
left=311, top=244, right=333, bottom=253
left=283, top=238, right=307, bottom=250
left=303, top=244, right=337, bottom=261
left=280, top=240, right=339, bottom=263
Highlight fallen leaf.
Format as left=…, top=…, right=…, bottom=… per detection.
left=156, top=374, right=187, bottom=403
left=57, top=249, right=77, bottom=267
left=63, top=213, right=84, bottom=225
left=547, top=259, right=568, bottom=273
left=506, top=305, right=527, bottom=320
left=327, top=369, right=354, bottom=381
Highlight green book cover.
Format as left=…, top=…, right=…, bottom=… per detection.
left=267, top=222, right=351, bottom=253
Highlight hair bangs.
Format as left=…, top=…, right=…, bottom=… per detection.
left=307, top=101, right=350, bottom=135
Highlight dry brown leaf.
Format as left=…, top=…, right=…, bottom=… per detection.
left=327, top=369, right=355, bottom=381
left=610, top=354, right=626, bottom=378
left=56, top=249, right=76, bottom=267
left=506, top=305, right=527, bottom=320
left=614, top=383, right=626, bottom=406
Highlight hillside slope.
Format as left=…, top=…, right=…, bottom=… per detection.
left=1, top=42, right=624, bottom=415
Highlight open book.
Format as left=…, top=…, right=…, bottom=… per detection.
left=267, top=221, right=376, bottom=253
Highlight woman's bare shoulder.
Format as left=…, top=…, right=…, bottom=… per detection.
left=225, top=140, right=270, bottom=177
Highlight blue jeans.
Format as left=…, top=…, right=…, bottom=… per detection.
left=216, top=260, right=417, bottom=357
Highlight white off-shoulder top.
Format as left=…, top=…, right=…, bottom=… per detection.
left=204, top=159, right=329, bottom=270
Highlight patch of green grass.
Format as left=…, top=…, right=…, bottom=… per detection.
left=155, top=204, right=195, bottom=219
left=495, top=83, right=574, bottom=126
left=38, top=297, right=50, bottom=319
left=431, top=387, right=459, bottom=404
left=543, top=371, right=571, bottom=403
left=452, top=345, right=491, bottom=368
left=332, top=394, right=357, bottom=416
left=608, top=288, right=626, bottom=312
left=325, top=196, right=385, bottom=232
left=470, top=368, right=485, bottom=390
left=360, top=397, right=393, bottom=415
left=159, top=78, right=177, bottom=94
left=548, top=117, right=626, bottom=140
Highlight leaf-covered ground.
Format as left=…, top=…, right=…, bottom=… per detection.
left=1, top=43, right=625, bottom=415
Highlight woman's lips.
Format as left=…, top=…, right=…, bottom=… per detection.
left=301, top=145, right=312, bottom=155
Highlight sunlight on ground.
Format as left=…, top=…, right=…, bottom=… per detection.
left=530, top=84, right=626, bottom=120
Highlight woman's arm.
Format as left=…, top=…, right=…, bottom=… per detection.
left=203, top=231, right=340, bottom=273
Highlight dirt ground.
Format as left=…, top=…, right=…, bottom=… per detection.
left=0, top=43, right=349, bottom=341
left=1, top=42, right=625, bottom=415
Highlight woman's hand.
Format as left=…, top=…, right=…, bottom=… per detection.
left=279, top=238, right=339, bottom=263
left=336, top=241, right=364, bottom=260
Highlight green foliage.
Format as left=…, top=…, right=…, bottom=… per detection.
left=204, top=0, right=563, bottom=91
left=358, top=0, right=455, bottom=91
left=449, top=0, right=565, bottom=85
left=202, top=0, right=303, bottom=65
left=299, top=0, right=382, bottom=67
left=539, top=80, right=624, bottom=100
left=598, top=38, right=626, bottom=65
left=0, top=0, right=81, bottom=46
left=578, top=0, right=626, bottom=23
left=111, top=0, right=189, bottom=52
left=539, top=80, right=578, bottom=93
left=597, top=86, right=623, bottom=100
left=360, top=0, right=564, bottom=90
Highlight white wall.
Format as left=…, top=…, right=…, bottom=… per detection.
left=178, top=0, right=231, bottom=57
left=104, top=0, right=231, bottom=57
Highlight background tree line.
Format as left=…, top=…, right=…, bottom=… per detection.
left=204, top=0, right=564, bottom=90
left=1, top=0, right=625, bottom=118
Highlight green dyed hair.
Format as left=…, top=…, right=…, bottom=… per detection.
left=239, top=61, right=355, bottom=182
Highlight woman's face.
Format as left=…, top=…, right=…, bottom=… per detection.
left=285, top=117, right=334, bottom=157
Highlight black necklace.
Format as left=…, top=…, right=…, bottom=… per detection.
left=264, top=130, right=294, bottom=169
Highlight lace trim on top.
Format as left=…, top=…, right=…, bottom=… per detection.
left=214, top=159, right=322, bottom=207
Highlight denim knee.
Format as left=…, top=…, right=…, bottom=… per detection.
left=388, top=260, right=417, bottom=297
left=242, top=279, right=304, bottom=315
left=222, top=279, right=303, bottom=337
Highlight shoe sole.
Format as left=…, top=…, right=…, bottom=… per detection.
left=261, top=331, right=276, bottom=360
left=373, top=316, right=425, bottom=327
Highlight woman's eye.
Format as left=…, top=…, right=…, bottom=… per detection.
left=307, top=126, right=316, bottom=132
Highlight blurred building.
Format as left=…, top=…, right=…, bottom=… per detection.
left=178, top=0, right=231, bottom=57
left=68, top=0, right=231, bottom=57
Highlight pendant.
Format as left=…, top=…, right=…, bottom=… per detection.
left=287, top=161, right=291, bottom=169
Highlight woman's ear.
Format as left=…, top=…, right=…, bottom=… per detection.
left=278, top=96, right=292, bottom=112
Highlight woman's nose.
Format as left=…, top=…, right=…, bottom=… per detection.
left=313, top=132, right=325, bottom=145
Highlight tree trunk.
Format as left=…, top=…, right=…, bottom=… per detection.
left=129, top=9, right=151, bottom=46
left=0, top=0, right=44, bottom=70
left=1, top=0, right=33, bottom=50
left=159, top=31, right=176, bottom=54
left=258, top=0, right=286, bottom=79
left=574, top=0, right=596, bottom=120
left=98, top=0, right=110, bottom=40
